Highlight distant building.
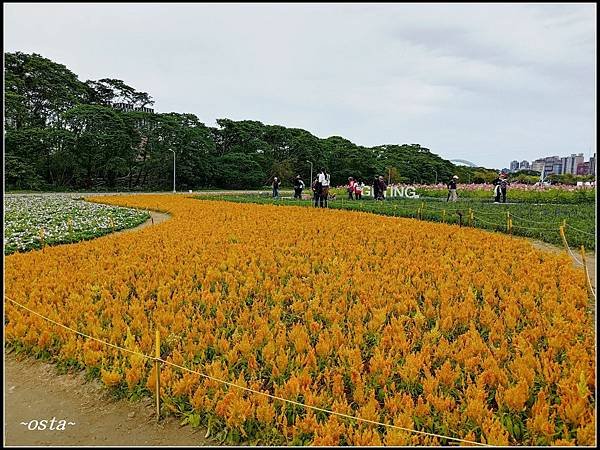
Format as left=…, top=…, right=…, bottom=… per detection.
left=560, top=153, right=584, bottom=175
left=531, top=159, right=545, bottom=173
left=112, top=102, right=154, bottom=128
left=573, top=153, right=584, bottom=174
left=113, top=102, right=154, bottom=114
left=540, top=156, right=562, bottom=175
left=576, top=162, right=590, bottom=175
left=513, top=153, right=593, bottom=176
left=560, top=156, right=569, bottom=174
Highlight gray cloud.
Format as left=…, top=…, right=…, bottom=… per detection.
left=4, top=2, right=596, bottom=168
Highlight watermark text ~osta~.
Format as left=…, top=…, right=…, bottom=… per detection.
left=20, top=417, right=76, bottom=431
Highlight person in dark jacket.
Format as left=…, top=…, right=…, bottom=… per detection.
left=373, top=176, right=380, bottom=200
left=500, top=174, right=510, bottom=203
left=376, top=176, right=387, bottom=200
left=311, top=177, right=321, bottom=207
left=447, top=175, right=458, bottom=202
left=293, top=175, right=305, bottom=199
left=272, top=177, right=280, bottom=198
left=492, top=173, right=509, bottom=203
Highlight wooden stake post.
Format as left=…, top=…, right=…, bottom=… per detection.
left=559, top=226, right=569, bottom=255
left=155, top=330, right=161, bottom=422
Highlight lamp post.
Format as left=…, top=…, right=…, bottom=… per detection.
left=168, top=149, right=176, bottom=193
left=306, top=160, right=313, bottom=185
left=433, top=169, right=438, bottom=185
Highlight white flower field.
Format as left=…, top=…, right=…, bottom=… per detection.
left=4, top=194, right=149, bottom=255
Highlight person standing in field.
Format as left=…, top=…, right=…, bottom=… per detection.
left=372, top=176, right=380, bottom=200
left=293, top=175, right=305, bottom=199
left=447, top=175, right=458, bottom=202
left=347, top=177, right=355, bottom=200
left=312, top=177, right=321, bottom=207
left=499, top=173, right=509, bottom=203
left=376, top=176, right=387, bottom=200
left=355, top=179, right=364, bottom=199
left=492, top=173, right=509, bottom=203
left=272, top=177, right=280, bottom=199
left=317, top=168, right=330, bottom=207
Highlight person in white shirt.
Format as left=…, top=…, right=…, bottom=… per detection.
left=355, top=180, right=364, bottom=199
left=317, top=168, right=330, bottom=207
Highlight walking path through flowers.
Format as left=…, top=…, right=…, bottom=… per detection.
left=113, top=210, right=171, bottom=234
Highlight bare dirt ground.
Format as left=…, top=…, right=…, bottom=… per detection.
left=116, top=210, right=171, bottom=233
left=4, top=353, right=212, bottom=446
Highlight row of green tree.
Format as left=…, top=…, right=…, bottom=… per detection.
left=6, top=52, right=490, bottom=191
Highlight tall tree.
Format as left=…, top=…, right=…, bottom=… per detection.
left=85, top=78, right=154, bottom=108
left=4, top=52, right=88, bottom=129
left=61, top=105, right=133, bottom=188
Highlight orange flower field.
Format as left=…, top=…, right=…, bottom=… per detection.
left=4, top=195, right=596, bottom=445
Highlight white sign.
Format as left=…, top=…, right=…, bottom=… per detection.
left=363, top=185, right=419, bottom=199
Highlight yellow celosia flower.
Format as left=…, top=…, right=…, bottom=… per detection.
left=100, top=369, right=122, bottom=387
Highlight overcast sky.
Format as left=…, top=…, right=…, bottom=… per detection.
left=4, top=3, right=597, bottom=169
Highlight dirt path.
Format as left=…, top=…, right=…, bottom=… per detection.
left=4, top=353, right=213, bottom=446
left=114, top=210, right=171, bottom=234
